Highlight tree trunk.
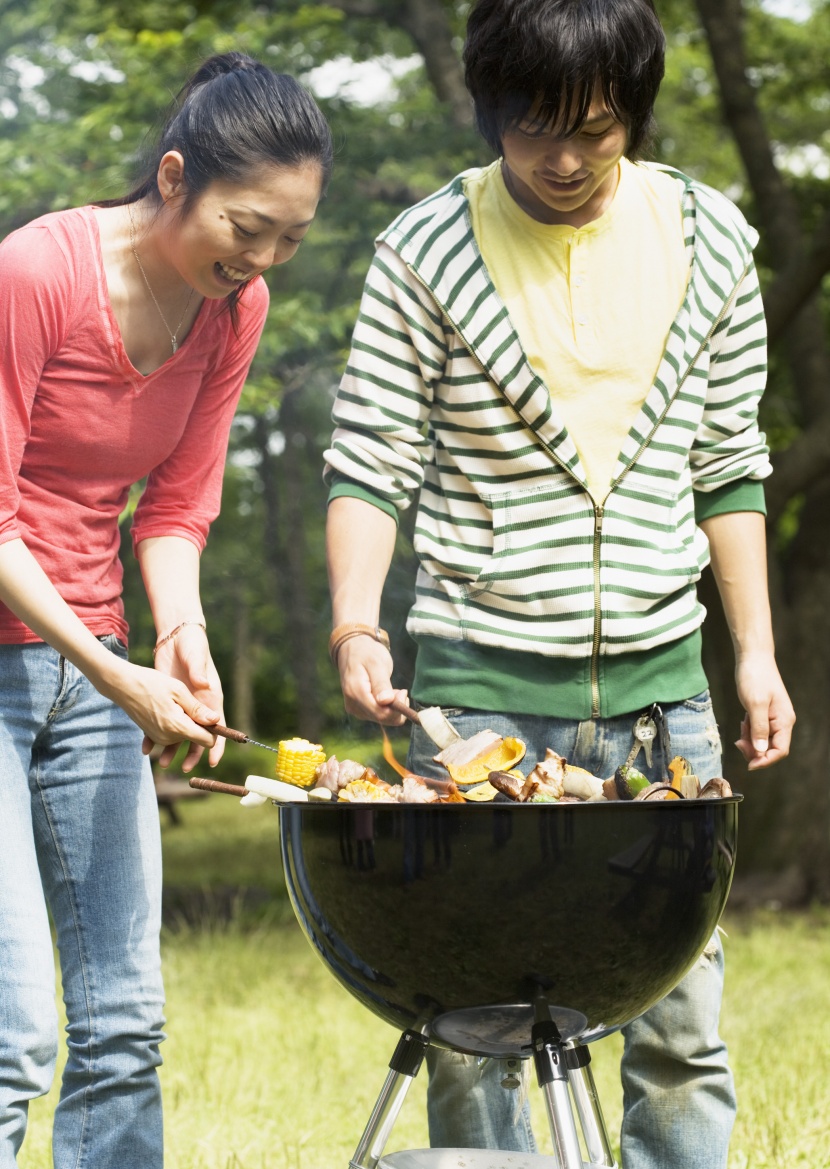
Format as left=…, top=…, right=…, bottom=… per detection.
left=277, top=392, right=323, bottom=741
left=230, top=590, right=256, bottom=733
left=693, top=0, right=830, bottom=898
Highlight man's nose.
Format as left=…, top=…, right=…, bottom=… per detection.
left=545, top=141, right=582, bottom=176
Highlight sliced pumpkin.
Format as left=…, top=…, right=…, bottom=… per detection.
left=446, top=736, right=526, bottom=787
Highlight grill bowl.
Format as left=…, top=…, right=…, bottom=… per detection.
left=280, top=798, right=739, bottom=1048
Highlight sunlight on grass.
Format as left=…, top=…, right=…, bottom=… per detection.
left=19, top=791, right=830, bottom=1169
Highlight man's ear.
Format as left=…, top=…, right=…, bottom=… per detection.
left=157, top=151, right=187, bottom=203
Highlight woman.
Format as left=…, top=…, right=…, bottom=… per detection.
left=0, top=52, right=331, bottom=1168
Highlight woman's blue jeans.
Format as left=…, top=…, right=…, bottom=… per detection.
left=407, top=693, right=736, bottom=1168
left=0, top=638, right=165, bottom=1169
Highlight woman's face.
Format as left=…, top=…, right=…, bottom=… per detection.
left=501, top=95, right=628, bottom=229
left=161, top=159, right=323, bottom=298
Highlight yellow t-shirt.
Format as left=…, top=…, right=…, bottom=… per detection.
left=464, top=158, right=690, bottom=500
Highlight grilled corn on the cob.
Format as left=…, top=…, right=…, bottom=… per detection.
left=275, top=737, right=326, bottom=788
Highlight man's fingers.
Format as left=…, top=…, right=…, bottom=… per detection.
left=743, top=703, right=770, bottom=754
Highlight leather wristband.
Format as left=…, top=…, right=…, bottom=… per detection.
left=329, top=622, right=390, bottom=667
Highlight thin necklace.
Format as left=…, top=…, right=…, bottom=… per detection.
left=128, top=204, right=194, bottom=355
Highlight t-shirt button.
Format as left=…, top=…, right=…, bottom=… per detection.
left=573, top=276, right=584, bottom=287
left=577, top=316, right=588, bottom=326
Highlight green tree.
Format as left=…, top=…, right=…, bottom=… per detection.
left=2, top=0, right=828, bottom=896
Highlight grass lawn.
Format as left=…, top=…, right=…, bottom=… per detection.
left=19, top=778, right=830, bottom=1169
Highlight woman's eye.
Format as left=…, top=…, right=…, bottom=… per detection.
left=232, top=222, right=256, bottom=239
left=285, top=236, right=304, bottom=247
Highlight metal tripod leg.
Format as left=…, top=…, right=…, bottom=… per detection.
left=349, top=1028, right=429, bottom=1169
left=532, top=1020, right=585, bottom=1169
left=565, top=1042, right=617, bottom=1168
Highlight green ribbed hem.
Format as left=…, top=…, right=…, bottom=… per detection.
left=327, top=473, right=399, bottom=524
left=412, top=629, right=707, bottom=720
left=694, top=478, right=766, bottom=522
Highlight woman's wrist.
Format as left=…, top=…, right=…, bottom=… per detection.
left=153, top=619, right=206, bottom=658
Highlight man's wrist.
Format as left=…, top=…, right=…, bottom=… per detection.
left=329, top=622, right=390, bottom=666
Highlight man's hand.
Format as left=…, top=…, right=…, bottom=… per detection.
left=337, top=635, right=408, bottom=725
left=734, top=650, right=795, bottom=770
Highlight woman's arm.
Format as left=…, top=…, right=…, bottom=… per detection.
left=137, top=534, right=226, bottom=769
left=0, top=537, right=219, bottom=768
left=700, top=510, right=795, bottom=769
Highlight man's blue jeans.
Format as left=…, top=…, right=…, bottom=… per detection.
left=407, top=693, right=736, bottom=1168
left=0, top=638, right=165, bottom=1169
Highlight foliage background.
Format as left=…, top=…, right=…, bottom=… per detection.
left=1, top=0, right=829, bottom=897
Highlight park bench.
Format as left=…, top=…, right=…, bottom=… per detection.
left=153, top=769, right=207, bottom=826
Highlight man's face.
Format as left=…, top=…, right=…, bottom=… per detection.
left=500, top=94, right=628, bottom=229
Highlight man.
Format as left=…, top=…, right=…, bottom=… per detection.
left=324, top=0, right=794, bottom=1163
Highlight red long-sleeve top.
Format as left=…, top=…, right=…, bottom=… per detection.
left=0, top=206, right=269, bottom=644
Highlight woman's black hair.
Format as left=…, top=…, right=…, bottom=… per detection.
left=463, top=0, right=666, bottom=157
left=101, top=52, right=333, bottom=317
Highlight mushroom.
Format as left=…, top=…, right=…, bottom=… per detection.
left=699, top=777, right=733, bottom=799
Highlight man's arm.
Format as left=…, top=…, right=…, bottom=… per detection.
left=326, top=496, right=406, bottom=725
left=700, top=510, right=794, bottom=769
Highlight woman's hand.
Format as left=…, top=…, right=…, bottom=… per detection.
left=148, top=624, right=226, bottom=770
left=94, top=649, right=219, bottom=773
left=337, top=636, right=408, bottom=726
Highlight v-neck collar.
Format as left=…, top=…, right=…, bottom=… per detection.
left=381, top=166, right=754, bottom=499
left=83, top=205, right=212, bottom=394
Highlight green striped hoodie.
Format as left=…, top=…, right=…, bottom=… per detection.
left=326, top=164, right=771, bottom=717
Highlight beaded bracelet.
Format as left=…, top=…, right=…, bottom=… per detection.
left=328, top=622, right=390, bottom=667
left=153, top=620, right=206, bottom=659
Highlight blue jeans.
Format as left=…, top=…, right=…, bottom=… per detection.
left=407, top=694, right=736, bottom=1168
left=0, top=637, right=165, bottom=1169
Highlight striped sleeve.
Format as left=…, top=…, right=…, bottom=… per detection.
left=324, top=244, right=449, bottom=512
left=691, top=260, right=772, bottom=493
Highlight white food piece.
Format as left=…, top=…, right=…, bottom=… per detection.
left=526, top=749, right=566, bottom=799
left=418, top=706, right=462, bottom=750
left=239, top=791, right=268, bottom=808
left=434, top=729, right=501, bottom=768
left=562, top=767, right=605, bottom=801
left=308, top=787, right=333, bottom=802
left=401, top=775, right=440, bottom=803
left=245, top=774, right=309, bottom=802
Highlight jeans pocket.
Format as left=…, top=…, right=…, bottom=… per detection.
left=681, top=689, right=713, bottom=713
left=98, top=633, right=128, bottom=659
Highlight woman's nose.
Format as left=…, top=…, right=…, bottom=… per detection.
left=243, top=239, right=279, bottom=271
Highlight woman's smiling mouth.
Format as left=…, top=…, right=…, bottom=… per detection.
left=215, top=261, right=250, bottom=284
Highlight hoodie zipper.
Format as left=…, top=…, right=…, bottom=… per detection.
left=587, top=269, right=746, bottom=717
left=404, top=258, right=746, bottom=720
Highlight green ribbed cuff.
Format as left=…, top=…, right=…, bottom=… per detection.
left=327, top=472, right=400, bottom=524
left=694, top=478, right=766, bottom=522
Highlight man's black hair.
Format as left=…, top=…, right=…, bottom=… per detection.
left=463, top=0, right=666, bottom=158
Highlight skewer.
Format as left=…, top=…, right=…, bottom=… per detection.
left=188, top=777, right=249, bottom=797
left=208, top=724, right=278, bottom=753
